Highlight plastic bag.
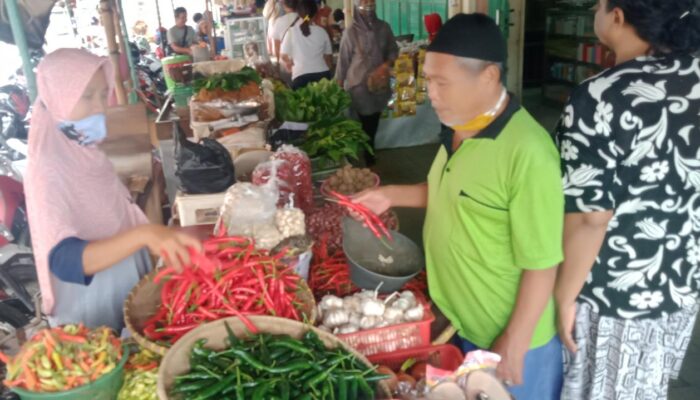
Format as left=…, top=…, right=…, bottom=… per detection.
left=271, top=145, right=313, bottom=213
left=175, top=126, right=236, bottom=194
left=217, top=182, right=278, bottom=236
left=267, top=121, right=308, bottom=151
left=251, top=159, right=295, bottom=208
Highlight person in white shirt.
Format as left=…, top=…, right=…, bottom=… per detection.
left=280, top=0, right=333, bottom=89
left=271, top=0, right=299, bottom=61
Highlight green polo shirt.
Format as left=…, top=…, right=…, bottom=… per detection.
left=423, top=96, right=564, bottom=350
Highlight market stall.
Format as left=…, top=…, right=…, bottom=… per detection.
left=0, top=50, right=511, bottom=399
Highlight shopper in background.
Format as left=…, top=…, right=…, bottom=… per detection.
left=335, top=0, right=398, bottom=166
left=193, top=12, right=210, bottom=44
left=25, top=49, right=201, bottom=332
left=263, top=0, right=282, bottom=55
left=313, top=0, right=333, bottom=37
left=271, top=0, right=298, bottom=62
left=167, top=7, right=197, bottom=56
left=555, top=0, right=700, bottom=398
left=353, top=14, right=565, bottom=400
left=280, top=0, right=333, bottom=90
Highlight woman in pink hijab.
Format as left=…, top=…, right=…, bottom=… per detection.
left=25, top=48, right=201, bottom=331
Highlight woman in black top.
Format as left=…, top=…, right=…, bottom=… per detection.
left=555, top=0, right=700, bottom=398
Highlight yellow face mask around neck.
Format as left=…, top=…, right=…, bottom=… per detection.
left=451, top=89, right=508, bottom=132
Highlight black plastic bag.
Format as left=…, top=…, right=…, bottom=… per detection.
left=267, top=121, right=308, bottom=151
left=175, top=126, right=235, bottom=194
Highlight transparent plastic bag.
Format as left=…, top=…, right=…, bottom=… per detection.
left=271, top=145, right=313, bottom=213
left=216, top=182, right=278, bottom=236
left=251, top=159, right=295, bottom=208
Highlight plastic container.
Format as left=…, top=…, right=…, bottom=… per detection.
left=367, top=344, right=464, bottom=372
left=162, top=55, right=193, bottom=91
left=174, top=191, right=226, bottom=226
left=12, top=346, right=130, bottom=400
left=337, top=300, right=434, bottom=356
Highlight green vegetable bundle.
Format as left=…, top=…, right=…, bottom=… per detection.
left=275, top=79, right=351, bottom=123
left=193, top=67, right=262, bottom=92
left=171, top=322, right=387, bottom=400
left=303, top=117, right=373, bottom=164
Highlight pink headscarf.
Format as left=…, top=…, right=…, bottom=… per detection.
left=26, top=49, right=148, bottom=314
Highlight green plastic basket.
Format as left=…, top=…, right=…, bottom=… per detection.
left=172, top=85, right=193, bottom=108
left=12, top=345, right=130, bottom=400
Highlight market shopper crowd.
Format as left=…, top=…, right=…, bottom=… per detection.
left=20, top=0, right=700, bottom=399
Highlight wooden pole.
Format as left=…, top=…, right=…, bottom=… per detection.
left=100, top=0, right=127, bottom=104
left=206, top=0, right=215, bottom=57
left=344, top=0, right=352, bottom=28
left=155, top=0, right=165, bottom=53
left=115, top=0, right=139, bottom=104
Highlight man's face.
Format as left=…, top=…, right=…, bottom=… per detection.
left=424, top=52, right=486, bottom=127
left=176, top=12, right=188, bottom=27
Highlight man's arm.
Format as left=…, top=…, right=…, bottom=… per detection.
left=171, top=43, right=192, bottom=55
left=492, top=266, right=558, bottom=385
left=353, top=184, right=428, bottom=215
left=555, top=211, right=612, bottom=351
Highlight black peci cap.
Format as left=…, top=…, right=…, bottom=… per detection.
left=426, top=13, right=506, bottom=64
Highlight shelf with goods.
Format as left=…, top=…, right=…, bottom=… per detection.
left=542, top=4, right=613, bottom=104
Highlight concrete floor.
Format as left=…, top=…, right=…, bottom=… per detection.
left=372, top=95, right=700, bottom=398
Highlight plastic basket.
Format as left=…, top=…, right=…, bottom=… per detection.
left=337, top=300, right=434, bottom=356
left=367, top=344, right=464, bottom=372
left=172, top=85, right=193, bottom=108
left=12, top=345, right=130, bottom=400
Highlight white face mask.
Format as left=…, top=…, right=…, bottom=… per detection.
left=59, top=113, right=108, bottom=146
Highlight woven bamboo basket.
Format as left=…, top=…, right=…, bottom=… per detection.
left=124, top=269, right=317, bottom=356
left=157, top=316, right=391, bottom=399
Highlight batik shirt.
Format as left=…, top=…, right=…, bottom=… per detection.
left=556, top=54, right=700, bottom=320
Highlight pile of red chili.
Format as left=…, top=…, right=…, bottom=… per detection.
left=327, top=191, right=394, bottom=245
left=142, top=236, right=309, bottom=344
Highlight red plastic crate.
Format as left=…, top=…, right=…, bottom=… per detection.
left=337, top=301, right=434, bottom=356
left=367, top=344, right=464, bottom=372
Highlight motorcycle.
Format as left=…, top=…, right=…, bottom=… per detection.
left=130, top=41, right=167, bottom=113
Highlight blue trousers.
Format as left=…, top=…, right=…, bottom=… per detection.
left=454, top=335, right=563, bottom=400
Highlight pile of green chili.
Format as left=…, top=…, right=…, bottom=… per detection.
left=171, top=322, right=387, bottom=400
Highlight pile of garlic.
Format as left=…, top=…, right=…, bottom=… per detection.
left=317, top=290, right=425, bottom=335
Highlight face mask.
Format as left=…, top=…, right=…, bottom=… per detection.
left=358, top=4, right=376, bottom=12
left=450, top=89, right=508, bottom=131
left=59, top=113, right=108, bottom=146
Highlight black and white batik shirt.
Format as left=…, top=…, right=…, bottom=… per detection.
left=556, top=53, right=700, bottom=320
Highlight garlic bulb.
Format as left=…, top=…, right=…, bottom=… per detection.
left=357, top=290, right=375, bottom=298
left=323, top=309, right=350, bottom=327
left=275, top=208, right=306, bottom=238
left=343, top=297, right=362, bottom=314
left=404, top=305, right=425, bottom=322
left=400, top=290, right=416, bottom=305
left=336, top=324, right=359, bottom=334
left=392, top=298, right=412, bottom=311
left=360, top=316, right=381, bottom=330
left=348, top=313, right=361, bottom=328
left=383, top=307, right=404, bottom=323
left=319, top=295, right=344, bottom=311
left=361, top=299, right=386, bottom=317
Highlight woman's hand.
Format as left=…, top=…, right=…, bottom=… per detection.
left=143, top=225, right=202, bottom=271
left=557, top=300, right=578, bottom=353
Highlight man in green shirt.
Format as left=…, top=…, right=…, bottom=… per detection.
left=354, top=14, right=564, bottom=399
